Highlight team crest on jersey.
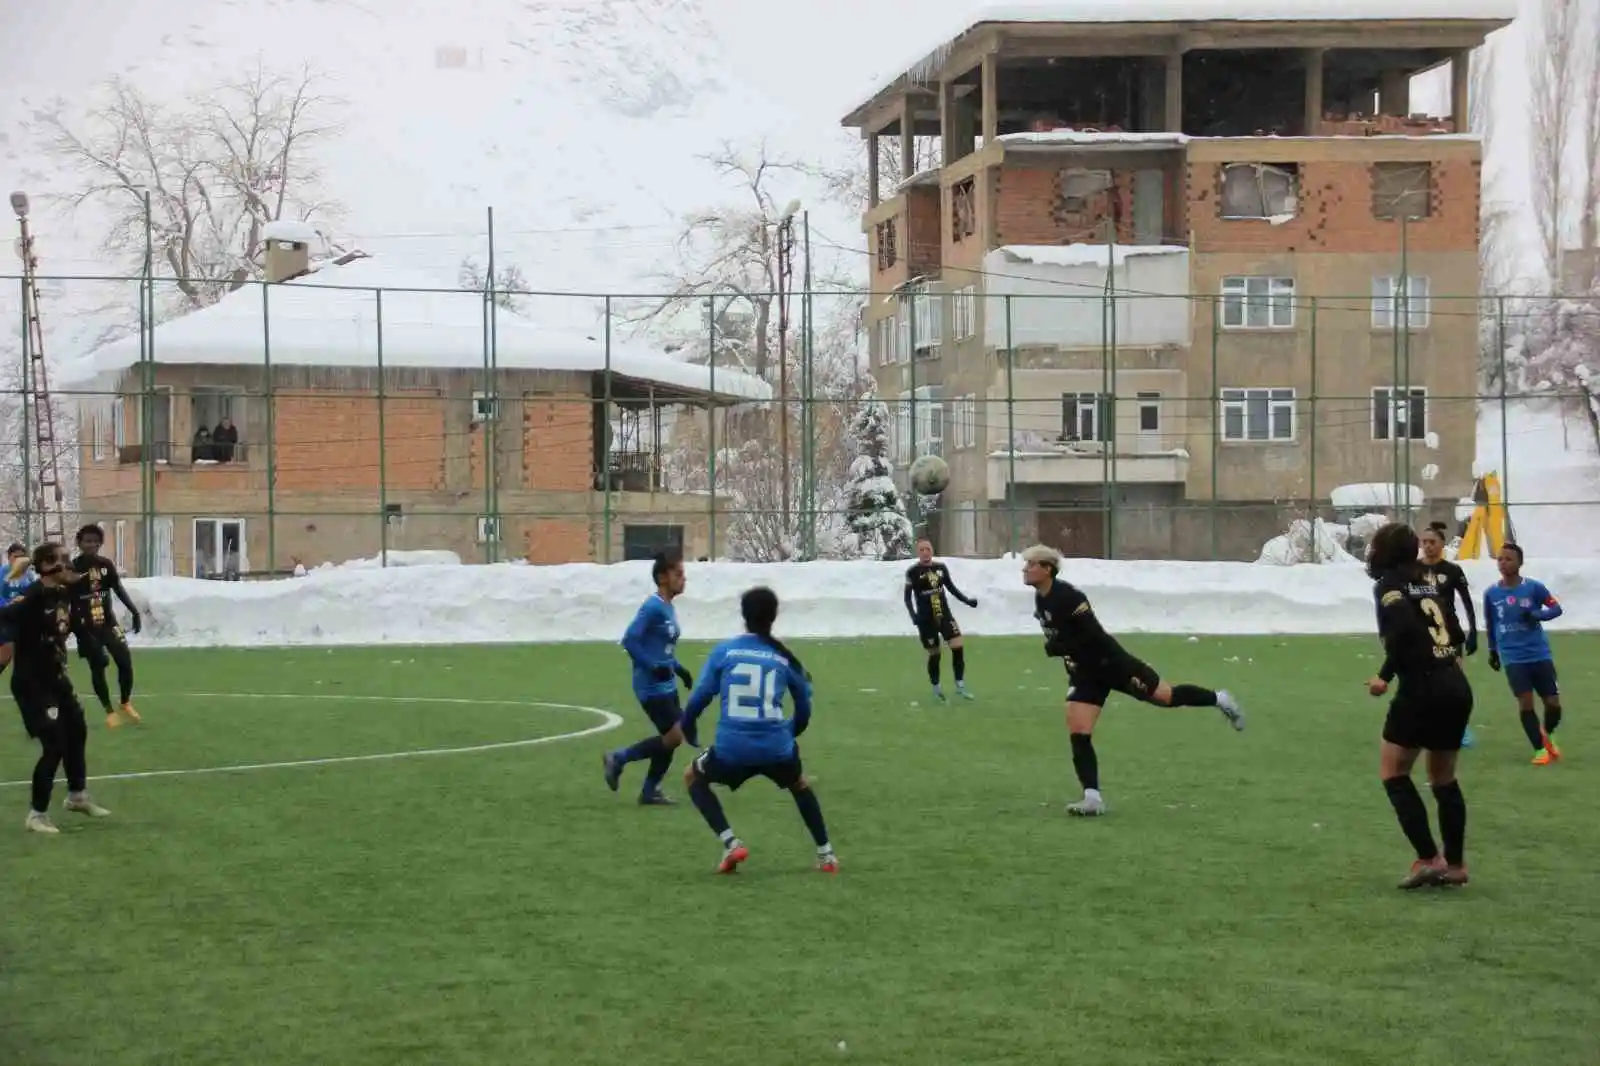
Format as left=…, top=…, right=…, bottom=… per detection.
left=45, top=706, right=57, bottom=721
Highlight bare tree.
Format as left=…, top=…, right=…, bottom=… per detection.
left=1578, top=0, right=1600, bottom=290
left=1527, top=0, right=1584, bottom=286
left=459, top=256, right=530, bottom=312
left=818, top=132, right=943, bottom=209
left=33, top=64, right=341, bottom=313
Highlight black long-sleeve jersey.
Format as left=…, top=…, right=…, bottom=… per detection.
left=1033, top=579, right=1128, bottom=673
left=0, top=581, right=80, bottom=680
left=1374, top=568, right=1465, bottom=681
left=70, top=553, right=133, bottom=630
left=904, top=561, right=975, bottom=622
left=1421, top=559, right=1477, bottom=638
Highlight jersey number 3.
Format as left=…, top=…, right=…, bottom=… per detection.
left=1420, top=598, right=1451, bottom=647
left=727, top=662, right=784, bottom=720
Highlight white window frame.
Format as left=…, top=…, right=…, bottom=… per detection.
left=471, top=390, right=498, bottom=423
left=112, top=519, right=127, bottom=570
left=1136, top=391, right=1161, bottom=435
left=1221, top=276, right=1295, bottom=330
left=1372, top=275, right=1431, bottom=330
left=91, top=413, right=107, bottom=461
left=112, top=401, right=126, bottom=450
left=912, top=285, right=942, bottom=351
left=951, top=393, right=978, bottom=450
left=896, top=297, right=911, bottom=364
left=1062, top=392, right=1111, bottom=443
left=952, top=286, right=976, bottom=340
left=1371, top=386, right=1428, bottom=442
left=876, top=316, right=893, bottom=366
left=894, top=391, right=912, bottom=463
left=476, top=515, right=501, bottom=543
left=913, top=384, right=943, bottom=457
left=1220, top=387, right=1297, bottom=443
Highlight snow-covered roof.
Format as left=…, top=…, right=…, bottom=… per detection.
left=1330, top=483, right=1425, bottom=509
left=62, top=256, right=771, bottom=403
left=993, top=244, right=1188, bottom=269
left=1000, top=131, right=1189, bottom=150
left=850, top=1, right=1515, bottom=120
left=261, top=219, right=320, bottom=245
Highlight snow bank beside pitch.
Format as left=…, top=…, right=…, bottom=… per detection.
left=121, top=556, right=1600, bottom=648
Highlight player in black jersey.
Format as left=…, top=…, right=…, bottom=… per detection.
left=1021, top=544, right=1244, bottom=817
left=903, top=538, right=978, bottom=702
left=71, top=525, right=143, bottom=728
left=1364, top=522, right=1473, bottom=889
left=1, top=543, right=111, bottom=833
left=1418, top=521, right=1479, bottom=746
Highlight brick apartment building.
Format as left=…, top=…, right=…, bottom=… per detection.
left=845, top=5, right=1511, bottom=560
left=71, top=228, right=769, bottom=577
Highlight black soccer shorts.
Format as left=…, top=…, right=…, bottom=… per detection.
left=693, top=746, right=804, bottom=791
left=916, top=614, right=961, bottom=650
left=1384, top=665, right=1474, bottom=752
left=12, top=673, right=87, bottom=742
left=1065, top=655, right=1162, bottom=708
left=639, top=692, right=684, bottom=734
left=76, top=624, right=127, bottom=665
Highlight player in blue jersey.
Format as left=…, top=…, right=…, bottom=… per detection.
left=1483, top=542, right=1565, bottom=765
left=0, top=542, right=37, bottom=678
left=602, top=550, right=694, bottom=805
left=679, top=586, right=837, bottom=875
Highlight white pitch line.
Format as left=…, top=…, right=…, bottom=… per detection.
left=0, top=691, right=623, bottom=787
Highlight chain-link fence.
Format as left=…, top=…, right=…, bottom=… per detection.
left=3, top=272, right=1597, bottom=575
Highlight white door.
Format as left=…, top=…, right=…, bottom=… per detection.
left=192, top=518, right=247, bottom=578
left=153, top=517, right=174, bottom=576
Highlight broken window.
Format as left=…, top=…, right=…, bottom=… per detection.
left=1060, top=169, right=1113, bottom=211
left=951, top=178, right=976, bottom=241
left=1220, top=163, right=1299, bottom=220
left=1372, top=162, right=1432, bottom=220
left=876, top=219, right=898, bottom=270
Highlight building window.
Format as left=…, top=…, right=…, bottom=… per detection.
left=112, top=519, right=127, bottom=570
left=191, top=387, right=244, bottom=462
left=1372, top=275, right=1431, bottom=330
left=1372, top=162, right=1433, bottom=220
left=911, top=284, right=942, bottom=352
left=1061, top=392, right=1112, bottom=443
left=1220, top=163, right=1299, bottom=220
left=90, top=414, right=107, bottom=462
left=1221, top=276, right=1295, bottom=329
left=471, top=391, right=498, bottom=423
left=1220, top=387, right=1296, bottom=442
left=914, top=385, right=944, bottom=457
left=875, top=219, right=898, bottom=270
left=952, top=178, right=976, bottom=241
left=894, top=391, right=911, bottom=463
left=951, top=285, right=976, bottom=340
left=875, top=316, right=894, bottom=366
left=112, top=401, right=125, bottom=451
left=1372, top=387, right=1427, bottom=441
left=952, top=394, right=977, bottom=450
left=476, top=515, right=501, bottom=543
left=1136, top=391, right=1161, bottom=433
left=1060, top=168, right=1113, bottom=211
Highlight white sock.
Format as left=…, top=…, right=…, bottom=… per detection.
left=1084, top=788, right=1103, bottom=802
left=719, top=829, right=737, bottom=848
left=818, top=843, right=834, bottom=857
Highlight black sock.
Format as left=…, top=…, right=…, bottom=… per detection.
left=1383, top=775, right=1439, bottom=861
left=687, top=776, right=731, bottom=837
left=1431, top=780, right=1467, bottom=867
left=927, top=654, right=941, bottom=686
left=619, top=734, right=668, bottom=765
left=89, top=668, right=112, bottom=713
left=1169, top=684, right=1218, bottom=707
left=1544, top=705, right=1563, bottom=736
left=1069, top=732, right=1099, bottom=792
left=1519, top=709, right=1545, bottom=750
left=792, top=787, right=830, bottom=849
left=642, top=750, right=674, bottom=796
left=952, top=647, right=966, bottom=683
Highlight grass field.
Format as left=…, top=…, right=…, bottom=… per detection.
left=1, top=633, right=1597, bottom=1066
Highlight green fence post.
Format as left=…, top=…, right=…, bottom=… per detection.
left=262, top=283, right=276, bottom=575
left=1497, top=294, right=1508, bottom=513
left=1209, top=292, right=1219, bottom=560
left=1309, top=296, right=1319, bottom=563
left=1103, top=241, right=1116, bottom=559
left=486, top=206, right=500, bottom=564
left=603, top=295, right=613, bottom=564
left=707, top=297, right=718, bottom=561
left=377, top=289, right=388, bottom=566
left=18, top=277, right=31, bottom=547
left=139, top=192, right=154, bottom=575
left=1005, top=295, right=1017, bottom=555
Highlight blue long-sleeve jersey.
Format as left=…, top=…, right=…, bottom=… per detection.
left=621, top=593, right=681, bottom=700
left=682, top=633, right=812, bottom=765
left=1, top=566, right=36, bottom=604
left=1484, top=578, right=1563, bottom=664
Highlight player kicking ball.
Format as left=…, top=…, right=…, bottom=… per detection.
left=903, top=537, right=977, bottom=702
left=678, top=586, right=837, bottom=874
left=1021, top=545, right=1244, bottom=817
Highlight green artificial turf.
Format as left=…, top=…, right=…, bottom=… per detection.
left=1, top=634, right=1595, bottom=1066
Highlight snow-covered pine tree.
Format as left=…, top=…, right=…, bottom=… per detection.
left=842, top=388, right=914, bottom=560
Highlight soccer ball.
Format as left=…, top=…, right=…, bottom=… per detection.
left=909, top=454, right=950, bottom=496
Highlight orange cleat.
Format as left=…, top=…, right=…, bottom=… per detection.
left=716, top=845, right=749, bottom=875
left=119, top=702, right=141, bottom=725
left=816, top=855, right=839, bottom=874
left=104, top=711, right=121, bottom=729
left=1542, top=730, right=1562, bottom=761
left=1439, top=864, right=1470, bottom=887
left=1532, top=749, right=1553, bottom=766
left=1398, top=856, right=1446, bottom=890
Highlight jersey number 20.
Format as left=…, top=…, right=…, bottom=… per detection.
left=727, top=662, right=784, bottom=720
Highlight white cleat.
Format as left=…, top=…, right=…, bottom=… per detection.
left=1066, top=790, right=1107, bottom=817
left=65, top=793, right=111, bottom=818
left=24, top=811, right=59, bottom=834
left=1217, top=690, right=1246, bottom=732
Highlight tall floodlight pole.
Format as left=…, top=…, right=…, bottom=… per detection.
left=775, top=201, right=800, bottom=538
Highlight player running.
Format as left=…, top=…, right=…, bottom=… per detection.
left=1021, top=545, right=1243, bottom=817
left=1483, top=542, right=1565, bottom=765
left=0, top=542, right=37, bottom=679
left=70, top=525, right=142, bottom=728
left=603, top=550, right=694, bottom=805
left=1364, top=522, right=1472, bottom=889
left=679, top=586, right=837, bottom=874
left=1, top=543, right=111, bottom=833
left=903, top=537, right=978, bottom=702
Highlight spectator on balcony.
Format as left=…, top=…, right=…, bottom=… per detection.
left=213, top=417, right=239, bottom=463
left=191, top=426, right=214, bottom=463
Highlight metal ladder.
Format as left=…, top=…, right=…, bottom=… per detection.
left=13, top=193, right=67, bottom=546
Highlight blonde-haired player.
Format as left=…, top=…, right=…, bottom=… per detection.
left=1021, top=544, right=1244, bottom=816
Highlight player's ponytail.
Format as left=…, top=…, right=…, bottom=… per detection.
left=740, top=585, right=811, bottom=681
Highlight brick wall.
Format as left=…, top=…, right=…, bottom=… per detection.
left=524, top=517, right=591, bottom=564
left=994, top=166, right=1136, bottom=245
left=905, top=186, right=943, bottom=277
left=273, top=389, right=446, bottom=492
left=522, top=393, right=592, bottom=490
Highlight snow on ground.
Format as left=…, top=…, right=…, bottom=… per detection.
left=1476, top=397, right=1600, bottom=559
left=120, top=553, right=1600, bottom=649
